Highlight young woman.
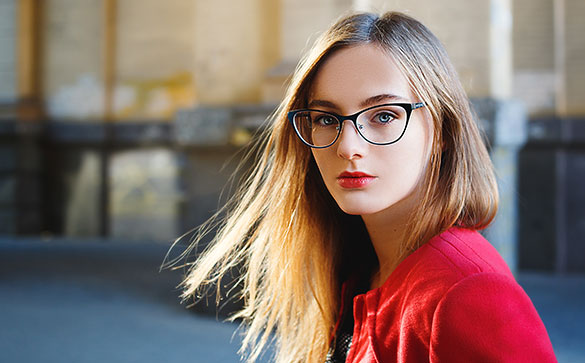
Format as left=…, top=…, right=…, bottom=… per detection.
left=180, top=11, right=556, bottom=363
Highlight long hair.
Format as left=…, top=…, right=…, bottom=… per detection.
left=179, top=11, right=498, bottom=363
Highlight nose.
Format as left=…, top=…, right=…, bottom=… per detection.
left=335, top=120, right=367, bottom=160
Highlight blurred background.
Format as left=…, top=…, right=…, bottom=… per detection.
left=0, top=0, right=584, bottom=362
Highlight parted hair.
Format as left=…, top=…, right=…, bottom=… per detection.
left=179, top=11, right=498, bottom=363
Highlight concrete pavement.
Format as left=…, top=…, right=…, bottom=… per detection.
left=0, top=237, right=583, bottom=363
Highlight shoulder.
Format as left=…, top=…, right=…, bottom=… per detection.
left=384, top=227, right=513, bottom=301
left=421, top=226, right=512, bottom=278
left=409, top=228, right=556, bottom=361
left=364, top=228, right=556, bottom=362
left=429, top=272, right=556, bottom=362
left=376, top=228, right=555, bottom=361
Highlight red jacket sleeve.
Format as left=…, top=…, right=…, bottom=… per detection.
left=429, top=272, right=557, bottom=362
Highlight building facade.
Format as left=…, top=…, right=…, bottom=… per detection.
left=0, top=0, right=584, bottom=273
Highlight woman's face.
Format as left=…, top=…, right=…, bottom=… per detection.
left=308, top=44, right=433, bottom=217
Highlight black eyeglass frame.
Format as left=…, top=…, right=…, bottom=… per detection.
left=287, top=102, right=426, bottom=148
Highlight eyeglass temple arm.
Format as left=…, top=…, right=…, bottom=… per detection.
left=413, top=102, right=425, bottom=109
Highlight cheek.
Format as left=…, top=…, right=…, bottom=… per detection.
left=374, top=150, right=422, bottom=197
left=377, top=126, right=433, bottom=194
left=310, top=150, right=339, bottom=192
left=311, top=150, right=332, bottom=177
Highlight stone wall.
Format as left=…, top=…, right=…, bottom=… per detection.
left=115, top=0, right=197, bottom=119
left=564, top=0, right=585, bottom=115
left=365, top=0, right=495, bottom=98
left=0, top=0, right=16, bottom=103
left=512, top=0, right=585, bottom=116
left=43, top=0, right=103, bottom=119
left=512, top=0, right=553, bottom=116
left=37, top=0, right=585, bottom=116
left=1, top=0, right=584, bottom=274
left=281, top=0, right=351, bottom=61
left=514, top=0, right=555, bottom=70
left=193, top=0, right=279, bottom=105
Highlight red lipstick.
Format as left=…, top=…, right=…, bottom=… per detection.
left=337, top=171, right=376, bottom=189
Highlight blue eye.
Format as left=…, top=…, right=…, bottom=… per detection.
left=374, top=112, right=395, bottom=124
left=315, top=115, right=337, bottom=126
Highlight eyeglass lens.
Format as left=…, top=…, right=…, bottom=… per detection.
left=292, top=104, right=408, bottom=147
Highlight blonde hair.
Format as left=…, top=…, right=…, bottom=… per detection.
left=178, top=11, right=498, bottom=363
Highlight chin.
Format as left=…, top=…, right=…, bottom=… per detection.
left=336, top=201, right=388, bottom=216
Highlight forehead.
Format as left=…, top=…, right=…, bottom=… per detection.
left=308, top=44, right=413, bottom=110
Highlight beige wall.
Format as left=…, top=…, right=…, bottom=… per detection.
left=366, top=0, right=495, bottom=98
left=281, top=0, right=351, bottom=61
left=514, top=0, right=555, bottom=70
left=115, top=0, right=196, bottom=119
left=43, top=0, right=103, bottom=120
left=564, top=0, right=585, bottom=116
left=0, top=0, right=16, bottom=103
left=43, top=0, right=198, bottom=120
left=512, top=0, right=585, bottom=116
left=512, top=0, right=556, bottom=115
left=193, top=0, right=279, bottom=105
left=271, top=0, right=508, bottom=102
left=30, top=0, right=585, bottom=118
left=259, top=0, right=281, bottom=73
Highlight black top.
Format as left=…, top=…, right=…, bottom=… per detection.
left=325, top=278, right=369, bottom=363
left=325, top=313, right=354, bottom=362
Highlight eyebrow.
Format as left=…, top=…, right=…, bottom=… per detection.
left=308, top=93, right=407, bottom=110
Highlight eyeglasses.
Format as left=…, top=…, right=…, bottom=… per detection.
left=288, top=102, right=425, bottom=148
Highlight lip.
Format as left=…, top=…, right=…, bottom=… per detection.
left=337, top=171, right=376, bottom=189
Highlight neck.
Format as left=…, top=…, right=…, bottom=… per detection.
left=361, top=194, right=418, bottom=290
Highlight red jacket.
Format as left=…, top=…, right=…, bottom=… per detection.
left=342, top=227, right=556, bottom=362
